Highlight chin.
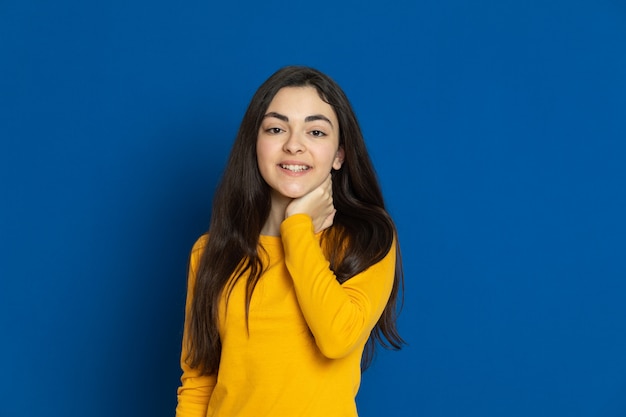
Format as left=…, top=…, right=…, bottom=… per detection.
left=279, top=186, right=310, bottom=199
left=270, top=187, right=304, bottom=201
left=283, top=191, right=307, bottom=199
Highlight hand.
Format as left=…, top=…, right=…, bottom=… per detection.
left=285, top=174, right=336, bottom=233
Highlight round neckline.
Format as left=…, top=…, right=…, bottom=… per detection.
left=259, top=234, right=282, bottom=245
left=259, top=229, right=323, bottom=245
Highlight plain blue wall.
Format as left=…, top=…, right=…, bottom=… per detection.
left=1, top=0, right=625, bottom=416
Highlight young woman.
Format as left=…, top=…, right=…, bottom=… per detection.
left=176, top=65, right=404, bottom=417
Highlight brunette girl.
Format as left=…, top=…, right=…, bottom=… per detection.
left=176, top=65, right=404, bottom=417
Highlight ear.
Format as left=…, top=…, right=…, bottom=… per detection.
left=332, top=146, right=345, bottom=170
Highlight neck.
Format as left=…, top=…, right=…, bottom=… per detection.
left=261, top=194, right=291, bottom=236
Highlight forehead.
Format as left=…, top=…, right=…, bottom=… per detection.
left=266, top=87, right=337, bottom=120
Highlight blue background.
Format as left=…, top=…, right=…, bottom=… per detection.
left=1, top=0, right=625, bottom=416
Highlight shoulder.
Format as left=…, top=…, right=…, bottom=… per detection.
left=188, top=234, right=209, bottom=275
left=191, top=233, right=209, bottom=254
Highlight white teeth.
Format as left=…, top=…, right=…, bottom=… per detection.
left=281, top=164, right=310, bottom=172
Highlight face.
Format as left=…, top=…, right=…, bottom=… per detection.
left=257, top=86, right=344, bottom=204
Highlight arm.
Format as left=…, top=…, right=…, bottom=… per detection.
left=175, top=236, right=217, bottom=417
left=280, top=214, right=396, bottom=359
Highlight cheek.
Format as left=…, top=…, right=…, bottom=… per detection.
left=256, top=140, right=270, bottom=164
left=255, top=141, right=275, bottom=180
left=323, top=147, right=342, bottom=169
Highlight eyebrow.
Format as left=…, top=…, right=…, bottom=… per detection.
left=263, top=112, right=334, bottom=128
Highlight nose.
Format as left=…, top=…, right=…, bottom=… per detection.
left=282, top=131, right=305, bottom=154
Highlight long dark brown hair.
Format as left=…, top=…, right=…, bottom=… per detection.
left=187, top=65, right=405, bottom=375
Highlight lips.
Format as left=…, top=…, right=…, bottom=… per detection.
left=279, top=164, right=311, bottom=172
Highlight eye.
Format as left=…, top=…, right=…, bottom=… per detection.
left=266, top=127, right=284, bottom=134
left=310, top=130, right=326, bottom=137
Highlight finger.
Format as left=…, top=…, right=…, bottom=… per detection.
left=323, top=174, right=333, bottom=196
left=316, top=209, right=336, bottom=233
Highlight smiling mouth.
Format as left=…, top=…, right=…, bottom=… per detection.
left=280, top=164, right=311, bottom=172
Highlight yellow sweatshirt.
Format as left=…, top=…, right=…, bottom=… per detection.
left=176, top=214, right=396, bottom=417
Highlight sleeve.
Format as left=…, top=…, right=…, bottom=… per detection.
left=280, top=214, right=396, bottom=359
left=175, top=235, right=217, bottom=417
